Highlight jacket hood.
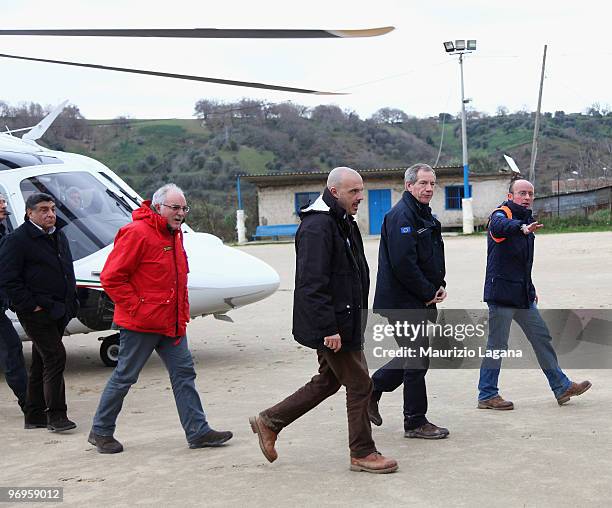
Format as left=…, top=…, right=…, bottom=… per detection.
left=132, top=200, right=171, bottom=234
left=299, top=187, right=353, bottom=222
left=299, top=193, right=328, bottom=216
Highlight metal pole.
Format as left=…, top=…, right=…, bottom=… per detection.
left=235, top=175, right=247, bottom=243
left=459, top=53, right=470, bottom=199
left=458, top=52, right=474, bottom=234
left=557, top=170, right=560, bottom=217
left=529, top=44, right=547, bottom=187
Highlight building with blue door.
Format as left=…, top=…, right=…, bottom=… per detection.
left=242, top=166, right=510, bottom=236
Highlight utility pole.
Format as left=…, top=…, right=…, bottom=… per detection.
left=529, top=44, right=547, bottom=186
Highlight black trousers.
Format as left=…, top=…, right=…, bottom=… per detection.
left=0, top=311, right=28, bottom=407
left=18, top=311, right=67, bottom=422
left=371, top=312, right=430, bottom=431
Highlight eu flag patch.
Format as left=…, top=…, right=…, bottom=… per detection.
left=400, top=226, right=412, bottom=234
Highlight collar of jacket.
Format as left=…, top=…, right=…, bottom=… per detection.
left=503, top=200, right=533, bottom=222
left=25, top=219, right=55, bottom=238
left=24, top=216, right=68, bottom=238
left=322, top=187, right=351, bottom=220
left=402, top=191, right=432, bottom=217
left=0, top=222, right=5, bottom=237
left=133, top=200, right=175, bottom=237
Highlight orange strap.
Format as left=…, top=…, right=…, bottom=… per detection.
left=488, top=206, right=513, bottom=243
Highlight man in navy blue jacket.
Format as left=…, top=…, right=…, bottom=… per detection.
left=478, top=178, right=591, bottom=410
left=369, top=163, right=449, bottom=440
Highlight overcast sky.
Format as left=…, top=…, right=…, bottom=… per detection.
left=1, top=0, right=610, bottom=120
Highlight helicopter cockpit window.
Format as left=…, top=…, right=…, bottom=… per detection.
left=20, top=172, right=133, bottom=261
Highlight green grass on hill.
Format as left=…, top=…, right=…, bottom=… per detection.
left=235, top=147, right=275, bottom=174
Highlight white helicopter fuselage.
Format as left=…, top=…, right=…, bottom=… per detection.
left=0, top=133, right=280, bottom=342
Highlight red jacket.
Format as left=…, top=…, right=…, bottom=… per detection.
left=101, top=201, right=190, bottom=337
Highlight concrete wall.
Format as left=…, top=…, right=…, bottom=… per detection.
left=535, top=185, right=612, bottom=218
left=255, top=175, right=510, bottom=234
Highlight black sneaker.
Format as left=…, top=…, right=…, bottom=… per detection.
left=88, top=430, right=124, bottom=454
left=188, top=429, right=233, bottom=449
left=404, top=422, right=449, bottom=440
left=47, top=418, right=77, bottom=432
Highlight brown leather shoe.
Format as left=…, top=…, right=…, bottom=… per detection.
left=404, top=422, right=449, bottom=439
left=350, top=452, right=398, bottom=474
left=478, top=395, right=514, bottom=410
left=249, top=416, right=278, bottom=463
left=556, top=380, right=592, bottom=406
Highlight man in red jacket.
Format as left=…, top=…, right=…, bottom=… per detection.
left=89, top=183, right=232, bottom=453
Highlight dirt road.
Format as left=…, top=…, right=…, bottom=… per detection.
left=1, top=232, right=610, bottom=507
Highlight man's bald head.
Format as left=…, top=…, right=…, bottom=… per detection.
left=508, top=178, right=535, bottom=208
left=326, top=166, right=364, bottom=216
left=327, top=166, right=360, bottom=189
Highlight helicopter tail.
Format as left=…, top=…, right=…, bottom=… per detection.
left=22, top=99, right=69, bottom=143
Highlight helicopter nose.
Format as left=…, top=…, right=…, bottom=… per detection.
left=183, top=232, right=280, bottom=314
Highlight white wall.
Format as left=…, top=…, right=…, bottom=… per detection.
left=255, top=175, right=510, bottom=233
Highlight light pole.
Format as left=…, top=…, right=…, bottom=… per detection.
left=444, top=39, right=476, bottom=233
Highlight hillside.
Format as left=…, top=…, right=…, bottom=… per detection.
left=2, top=100, right=611, bottom=240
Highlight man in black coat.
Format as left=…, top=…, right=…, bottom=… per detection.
left=0, top=193, right=28, bottom=412
left=250, top=167, right=398, bottom=474
left=478, top=178, right=591, bottom=409
left=369, top=163, right=450, bottom=439
left=0, top=193, right=78, bottom=431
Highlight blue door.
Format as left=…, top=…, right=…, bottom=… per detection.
left=368, top=189, right=391, bottom=235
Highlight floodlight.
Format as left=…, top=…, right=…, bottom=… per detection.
left=455, top=39, right=466, bottom=51
left=467, top=39, right=477, bottom=51
left=443, top=41, right=455, bottom=52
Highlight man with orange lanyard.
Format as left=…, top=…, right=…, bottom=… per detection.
left=478, top=178, right=591, bottom=410
left=89, top=183, right=232, bottom=453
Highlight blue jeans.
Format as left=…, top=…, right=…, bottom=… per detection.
left=0, top=310, right=28, bottom=407
left=478, top=303, right=571, bottom=401
left=92, top=329, right=211, bottom=443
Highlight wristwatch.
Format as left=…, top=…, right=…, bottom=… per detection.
left=521, top=224, right=530, bottom=235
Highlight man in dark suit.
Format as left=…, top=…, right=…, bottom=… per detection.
left=0, top=193, right=78, bottom=431
left=0, top=193, right=28, bottom=412
left=369, top=163, right=449, bottom=439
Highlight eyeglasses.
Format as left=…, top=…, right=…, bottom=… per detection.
left=162, top=203, right=190, bottom=213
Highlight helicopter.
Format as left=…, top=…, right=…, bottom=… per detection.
left=0, top=25, right=394, bottom=366
left=0, top=104, right=283, bottom=366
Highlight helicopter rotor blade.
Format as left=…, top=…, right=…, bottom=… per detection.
left=0, top=53, right=347, bottom=95
left=0, top=26, right=394, bottom=39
